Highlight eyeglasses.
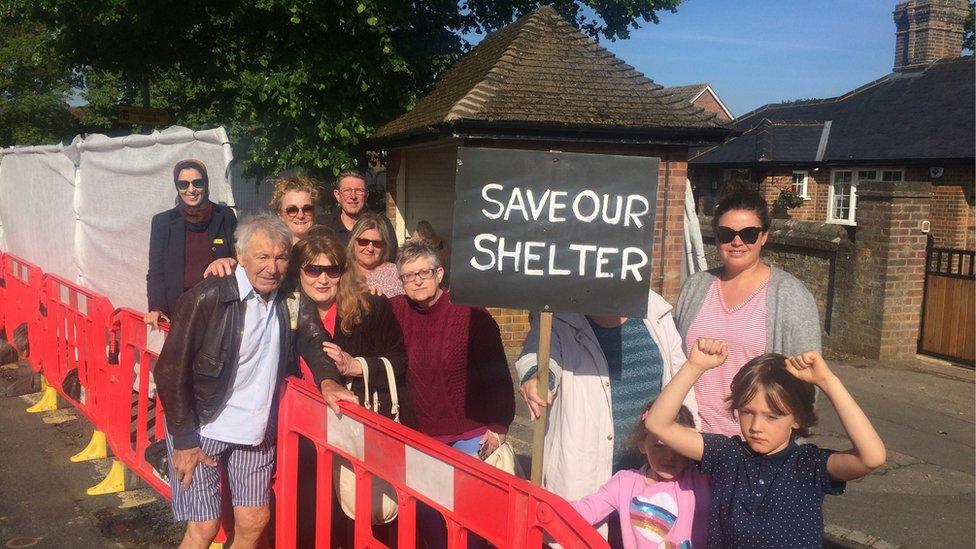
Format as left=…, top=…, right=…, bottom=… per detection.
left=283, top=204, right=315, bottom=217
left=176, top=179, right=206, bottom=190
left=302, top=264, right=343, bottom=278
left=355, top=237, right=385, bottom=248
left=715, top=226, right=764, bottom=245
left=338, top=188, right=367, bottom=196
left=399, top=267, right=439, bottom=283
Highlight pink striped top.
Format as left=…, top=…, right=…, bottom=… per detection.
left=685, top=277, right=768, bottom=437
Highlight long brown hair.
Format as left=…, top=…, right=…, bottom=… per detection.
left=727, top=353, right=817, bottom=437
left=292, top=234, right=370, bottom=335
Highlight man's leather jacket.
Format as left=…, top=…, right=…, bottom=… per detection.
left=155, top=274, right=340, bottom=449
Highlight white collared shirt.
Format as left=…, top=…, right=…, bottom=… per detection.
left=200, top=265, right=282, bottom=445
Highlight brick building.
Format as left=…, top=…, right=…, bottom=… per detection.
left=690, top=0, right=973, bottom=250
left=370, top=6, right=732, bottom=356
left=687, top=0, right=974, bottom=363
left=662, top=83, right=734, bottom=123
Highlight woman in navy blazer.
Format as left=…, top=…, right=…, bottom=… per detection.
left=145, top=159, right=237, bottom=327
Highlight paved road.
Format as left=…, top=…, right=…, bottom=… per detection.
left=0, top=385, right=181, bottom=548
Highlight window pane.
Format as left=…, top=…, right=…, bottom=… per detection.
left=831, top=172, right=853, bottom=221
left=858, top=170, right=878, bottom=181
left=882, top=170, right=903, bottom=182
left=792, top=172, right=806, bottom=195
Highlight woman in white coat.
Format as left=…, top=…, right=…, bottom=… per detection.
left=516, top=291, right=698, bottom=504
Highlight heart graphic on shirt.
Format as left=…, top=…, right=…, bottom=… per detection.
left=630, top=492, right=679, bottom=545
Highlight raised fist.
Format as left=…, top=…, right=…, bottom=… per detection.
left=688, top=338, right=728, bottom=371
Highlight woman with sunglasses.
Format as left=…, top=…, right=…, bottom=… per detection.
left=145, top=159, right=237, bottom=328
left=271, top=175, right=319, bottom=243
left=292, top=232, right=407, bottom=547
left=348, top=213, right=404, bottom=297
left=674, top=190, right=821, bottom=436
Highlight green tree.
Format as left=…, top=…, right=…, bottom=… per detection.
left=12, top=0, right=682, bottom=178
left=0, top=18, right=80, bottom=147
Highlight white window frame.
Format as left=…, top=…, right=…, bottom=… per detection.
left=791, top=170, right=809, bottom=199
left=827, top=169, right=857, bottom=225
left=826, top=167, right=904, bottom=225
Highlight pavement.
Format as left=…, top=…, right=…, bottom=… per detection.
left=0, top=354, right=972, bottom=548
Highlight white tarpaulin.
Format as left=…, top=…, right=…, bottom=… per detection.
left=0, top=126, right=235, bottom=311
left=0, top=143, right=80, bottom=281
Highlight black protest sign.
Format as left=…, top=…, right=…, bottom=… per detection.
left=449, top=147, right=659, bottom=318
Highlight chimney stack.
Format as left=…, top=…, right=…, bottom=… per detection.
left=892, top=0, right=968, bottom=71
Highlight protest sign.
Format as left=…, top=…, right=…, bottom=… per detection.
left=450, top=147, right=660, bottom=318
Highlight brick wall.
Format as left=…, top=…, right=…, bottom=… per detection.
left=893, top=0, right=968, bottom=70
left=904, top=165, right=974, bottom=249
left=691, top=90, right=733, bottom=123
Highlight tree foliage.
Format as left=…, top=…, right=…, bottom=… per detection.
left=4, top=0, right=682, bottom=177
left=0, top=17, right=79, bottom=147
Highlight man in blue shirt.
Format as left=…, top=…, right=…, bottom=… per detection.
left=156, top=214, right=356, bottom=549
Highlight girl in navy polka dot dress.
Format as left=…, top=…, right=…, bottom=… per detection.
left=645, top=340, right=886, bottom=548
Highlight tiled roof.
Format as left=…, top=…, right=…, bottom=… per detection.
left=693, top=56, right=974, bottom=165
left=661, top=83, right=709, bottom=104
left=693, top=120, right=827, bottom=164
left=373, top=6, right=731, bottom=142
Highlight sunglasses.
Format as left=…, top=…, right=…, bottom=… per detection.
left=356, top=237, right=385, bottom=248
left=284, top=204, right=315, bottom=217
left=176, top=179, right=206, bottom=190
left=715, top=226, right=764, bottom=245
left=302, top=264, right=343, bottom=278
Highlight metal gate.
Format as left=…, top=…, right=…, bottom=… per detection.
left=918, top=244, right=975, bottom=367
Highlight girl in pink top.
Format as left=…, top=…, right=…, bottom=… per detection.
left=572, top=402, right=709, bottom=549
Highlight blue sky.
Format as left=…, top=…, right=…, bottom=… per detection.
left=472, top=1, right=909, bottom=117
left=602, top=0, right=901, bottom=116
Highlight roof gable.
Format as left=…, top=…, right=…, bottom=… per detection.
left=374, top=6, right=730, bottom=141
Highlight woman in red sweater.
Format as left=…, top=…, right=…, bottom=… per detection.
left=391, top=239, right=515, bottom=548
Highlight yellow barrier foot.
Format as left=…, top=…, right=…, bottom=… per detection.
left=87, top=460, right=128, bottom=495
left=209, top=544, right=224, bottom=549
left=71, top=430, right=108, bottom=462
left=26, top=386, right=58, bottom=413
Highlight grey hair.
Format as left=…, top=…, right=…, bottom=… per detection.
left=396, top=238, right=442, bottom=272
left=235, top=213, right=292, bottom=256
left=335, top=168, right=369, bottom=189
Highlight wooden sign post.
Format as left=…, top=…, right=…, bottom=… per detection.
left=450, top=147, right=660, bottom=487
left=529, top=310, right=553, bottom=485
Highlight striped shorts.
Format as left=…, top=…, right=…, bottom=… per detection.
left=165, top=433, right=276, bottom=522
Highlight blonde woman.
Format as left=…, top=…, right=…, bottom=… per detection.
left=348, top=213, right=404, bottom=298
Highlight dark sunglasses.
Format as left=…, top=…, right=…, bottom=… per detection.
left=284, top=204, right=315, bottom=217
left=355, top=237, right=385, bottom=248
left=715, top=226, right=764, bottom=245
left=176, top=179, right=206, bottom=190
left=302, top=264, right=343, bottom=278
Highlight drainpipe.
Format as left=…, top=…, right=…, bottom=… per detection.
left=658, top=150, right=672, bottom=296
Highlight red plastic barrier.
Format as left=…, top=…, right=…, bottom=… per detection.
left=103, top=307, right=171, bottom=495
left=1, top=253, right=47, bottom=371
left=275, top=378, right=608, bottom=549
left=41, top=273, right=114, bottom=424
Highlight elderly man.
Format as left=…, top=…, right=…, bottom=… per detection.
left=155, top=214, right=355, bottom=549
left=321, top=168, right=398, bottom=261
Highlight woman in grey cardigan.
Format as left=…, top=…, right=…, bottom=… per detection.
left=674, top=190, right=821, bottom=436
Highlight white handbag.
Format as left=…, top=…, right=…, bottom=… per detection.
left=334, top=356, right=399, bottom=524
